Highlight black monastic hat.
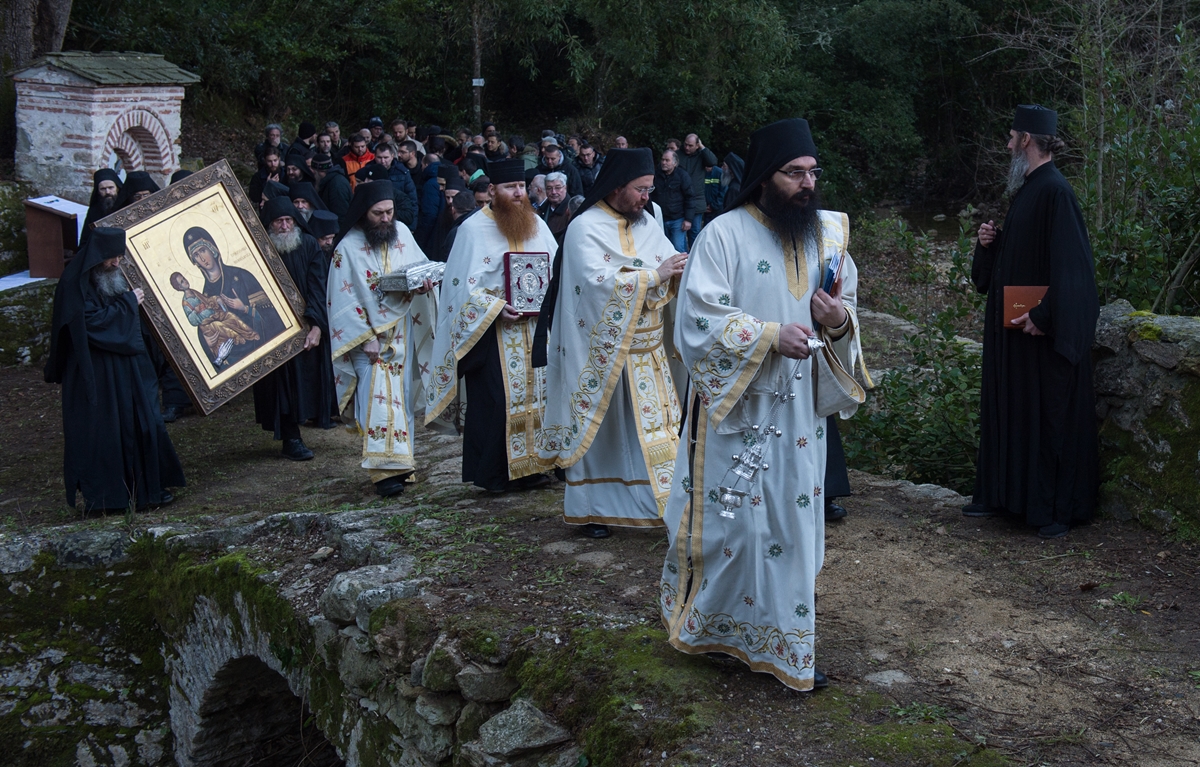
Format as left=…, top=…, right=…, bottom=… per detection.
left=170, top=169, right=193, bottom=184
left=724, top=118, right=819, bottom=212
left=309, top=210, right=340, bottom=238
left=1012, top=104, right=1058, bottom=135
left=487, top=159, right=525, bottom=185
left=288, top=181, right=327, bottom=211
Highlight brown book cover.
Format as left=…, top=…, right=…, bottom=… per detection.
left=1003, top=285, right=1048, bottom=329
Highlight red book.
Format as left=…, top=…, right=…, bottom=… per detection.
left=1003, top=285, right=1048, bottom=329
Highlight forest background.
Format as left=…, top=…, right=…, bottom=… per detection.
left=2, top=0, right=1199, bottom=491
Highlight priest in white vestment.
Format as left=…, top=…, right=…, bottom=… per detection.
left=659, top=119, right=867, bottom=691
left=327, top=180, right=437, bottom=497
left=425, top=159, right=558, bottom=492
left=536, top=148, right=687, bottom=538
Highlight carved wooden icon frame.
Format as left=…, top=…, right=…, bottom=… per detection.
left=97, top=159, right=307, bottom=415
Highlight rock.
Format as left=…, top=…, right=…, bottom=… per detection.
left=135, top=728, right=166, bottom=765
left=541, top=541, right=580, bottom=555
left=310, top=617, right=341, bottom=665
left=898, top=482, right=964, bottom=506
left=459, top=740, right=508, bottom=767
left=54, top=531, right=128, bottom=569
left=1134, top=339, right=1186, bottom=369
left=64, top=662, right=128, bottom=690
left=421, top=634, right=466, bottom=692
left=514, top=746, right=585, bottom=767
left=573, top=551, right=613, bottom=568
left=456, top=701, right=492, bottom=743
left=164, top=522, right=265, bottom=552
left=355, top=577, right=429, bottom=633
left=265, top=511, right=327, bottom=536
left=478, top=699, right=571, bottom=757
left=309, top=546, right=335, bottom=562
left=415, top=692, right=464, bottom=726
left=318, top=560, right=417, bottom=625
left=456, top=663, right=519, bottom=703
left=338, top=626, right=382, bottom=695
left=339, top=530, right=387, bottom=565
left=82, top=699, right=145, bottom=727
left=411, top=656, right=427, bottom=687
left=0, top=537, right=41, bottom=574
left=864, top=669, right=915, bottom=687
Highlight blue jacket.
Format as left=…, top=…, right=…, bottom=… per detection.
left=415, top=163, right=444, bottom=257
left=704, top=166, right=725, bottom=217
left=387, top=163, right=419, bottom=230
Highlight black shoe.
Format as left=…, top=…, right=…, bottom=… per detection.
left=579, top=523, right=611, bottom=539
left=1038, top=523, right=1070, bottom=539
left=136, top=491, right=174, bottom=512
left=375, top=476, right=407, bottom=497
left=161, top=405, right=188, bottom=423
left=962, top=503, right=995, bottom=517
left=281, top=439, right=314, bottom=461
left=824, top=502, right=847, bottom=522
left=813, top=670, right=829, bottom=689
left=518, top=473, right=552, bottom=490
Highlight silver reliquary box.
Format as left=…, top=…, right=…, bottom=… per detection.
left=379, top=260, right=445, bottom=292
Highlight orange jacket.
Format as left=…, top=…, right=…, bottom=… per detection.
left=343, top=149, right=375, bottom=191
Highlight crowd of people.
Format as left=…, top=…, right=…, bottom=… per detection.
left=46, top=105, right=1098, bottom=694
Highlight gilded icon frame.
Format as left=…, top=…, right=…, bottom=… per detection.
left=97, top=160, right=307, bottom=415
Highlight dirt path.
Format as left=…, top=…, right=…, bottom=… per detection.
left=3, top=358, right=1199, bottom=765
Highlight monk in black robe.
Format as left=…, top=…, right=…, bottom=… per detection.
left=965, top=104, right=1099, bottom=538
left=78, top=169, right=123, bottom=251
left=253, top=198, right=335, bottom=460
left=44, top=227, right=185, bottom=514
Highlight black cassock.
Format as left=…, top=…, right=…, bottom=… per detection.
left=253, top=233, right=337, bottom=437
left=971, top=161, right=1099, bottom=527
left=458, top=323, right=509, bottom=491
left=60, top=288, right=185, bottom=511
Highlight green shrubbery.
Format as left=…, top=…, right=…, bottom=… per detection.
left=844, top=228, right=984, bottom=495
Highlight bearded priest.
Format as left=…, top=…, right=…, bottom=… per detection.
left=425, top=159, right=558, bottom=492
left=328, top=180, right=437, bottom=497
left=535, top=148, right=687, bottom=538
left=658, top=118, right=867, bottom=692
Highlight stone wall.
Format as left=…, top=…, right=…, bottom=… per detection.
left=0, top=278, right=56, bottom=365
left=1093, top=300, right=1200, bottom=533
left=0, top=509, right=583, bottom=767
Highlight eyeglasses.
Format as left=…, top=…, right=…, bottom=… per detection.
left=777, top=167, right=823, bottom=181
left=632, top=186, right=655, bottom=196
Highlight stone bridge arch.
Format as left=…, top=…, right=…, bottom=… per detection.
left=101, top=108, right=175, bottom=182
left=167, top=594, right=341, bottom=767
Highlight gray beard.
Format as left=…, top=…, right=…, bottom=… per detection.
left=297, top=209, right=312, bottom=222
left=92, top=266, right=129, bottom=297
left=364, top=220, right=400, bottom=249
left=269, top=228, right=303, bottom=253
left=1006, top=151, right=1030, bottom=197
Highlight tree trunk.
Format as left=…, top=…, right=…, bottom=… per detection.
left=2, top=0, right=72, bottom=72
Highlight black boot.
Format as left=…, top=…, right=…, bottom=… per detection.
left=824, top=502, right=847, bottom=522
left=578, top=523, right=610, bottom=539
left=374, top=476, right=407, bottom=497
left=282, top=439, right=314, bottom=461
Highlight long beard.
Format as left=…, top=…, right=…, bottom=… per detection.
left=91, top=265, right=129, bottom=298
left=98, top=196, right=117, bottom=214
left=760, top=182, right=822, bottom=248
left=491, top=194, right=538, bottom=243
left=364, top=219, right=399, bottom=249
left=297, top=208, right=312, bottom=222
left=269, top=228, right=303, bottom=254
left=1006, top=149, right=1030, bottom=197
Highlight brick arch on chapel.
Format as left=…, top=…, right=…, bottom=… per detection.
left=102, top=108, right=175, bottom=177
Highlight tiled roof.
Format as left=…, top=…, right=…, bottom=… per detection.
left=17, top=51, right=200, bottom=86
